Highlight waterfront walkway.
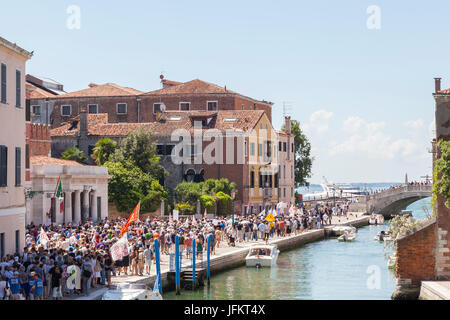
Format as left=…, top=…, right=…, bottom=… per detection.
left=72, top=212, right=368, bottom=300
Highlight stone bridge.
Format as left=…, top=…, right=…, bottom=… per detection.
left=350, top=185, right=432, bottom=217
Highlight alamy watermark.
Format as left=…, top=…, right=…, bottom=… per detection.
left=66, top=5, right=81, bottom=30
left=366, top=265, right=381, bottom=290
left=366, top=5, right=381, bottom=30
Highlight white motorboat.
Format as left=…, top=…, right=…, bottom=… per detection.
left=102, top=283, right=163, bottom=300
left=245, top=245, right=279, bottom=268
left=338, top=231, right=356, bottom=242
left=331, top=225, right=357, bottom=236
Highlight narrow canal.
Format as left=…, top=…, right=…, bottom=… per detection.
left=164, top=198, right=431, bottom=300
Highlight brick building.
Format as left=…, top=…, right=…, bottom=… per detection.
left=50, top=109, right=294, bottom=214
left=46, top=78, right=273, bottom=129
left=393, top=78, right=450, bottom=299
left=47, top=82, right=143, bottom=128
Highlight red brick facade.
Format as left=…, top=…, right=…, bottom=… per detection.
left=396, top=220, right=436, bottom=285
left=27, top=123, right=51, bottom=156
left=50, top=96, right=141, bottom=128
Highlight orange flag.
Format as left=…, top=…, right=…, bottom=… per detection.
left=119, top=202, right=140, bottom=237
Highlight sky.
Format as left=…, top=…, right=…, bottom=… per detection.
left=2, top=0, right=449, bottom=184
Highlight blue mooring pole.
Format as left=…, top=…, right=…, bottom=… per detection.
left=192, top=238, right=196, bottom=290
left=154, top=238, right=162, bottom=293
left=207, top=234, right=211, bottom=286
left=175, top=235, right=180, bottom=295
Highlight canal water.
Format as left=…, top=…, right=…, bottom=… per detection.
left=164, top=197, right=431, bottom=300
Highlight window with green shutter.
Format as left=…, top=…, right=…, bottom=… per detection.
left=15, top=147, right=21, bottom=186
left=25, top=100, right=31, bottom=121
left=16, top=69, right=21, bottom=107
left=0, top=146, right=7, bottom=187
left=1, top=63, right=6, bottom=104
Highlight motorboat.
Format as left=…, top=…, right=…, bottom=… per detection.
left=245, top=245, right=279, bottom=268
left=331, top=225, right=357, bottom=236
left=102, top=283, right=163, bottom=300
left=338, top=231, right=356, bottom=242
left=376, top=215, right=384, bottom=224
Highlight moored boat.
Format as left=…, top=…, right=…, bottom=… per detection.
left=102, top=283, right=163, bottom=300
left=245, top=245, right=279, bottom=268
left=338, top=231, right=356, bottom=242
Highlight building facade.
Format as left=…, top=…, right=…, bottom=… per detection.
left=0, top=37, right=32, bottom=258
left=46, top=78, right=273, bottom=129
left=29, top=156, right=109, bottom=226
left=50, top=108, right=294, bottom=215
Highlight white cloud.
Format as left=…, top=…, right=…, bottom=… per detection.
left=403, top=119, right=424, bottom=130
left=303, top=109, right=333, bottom=134
left=329, top=116, right=421, bottom=160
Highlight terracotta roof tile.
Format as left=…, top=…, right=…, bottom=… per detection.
left=144, top=79, right=237, bottom=96
left=31, top=156, right=84, bottom=166
left=56, top=83, right=143, bottom=98
left=437, top=88, right=450, bottom=94
left=50, top=110, right=267, bottom=138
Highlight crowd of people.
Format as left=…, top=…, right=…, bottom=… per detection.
left=0, top=201, right=350, bottom=300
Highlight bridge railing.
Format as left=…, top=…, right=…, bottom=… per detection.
left=366, top=185, right=431, bottom=200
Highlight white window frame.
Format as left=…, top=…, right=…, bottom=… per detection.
left=179, top=102, right=190, bottom=111
left=116, top=103, right=127, bottom=115
left=61, top=105, right=72, bottom=117
left=88, top=104, right=98, bottom=114
left=31, top=105, right=41, bottom=116
left=206, top=100, right=218, bottom=111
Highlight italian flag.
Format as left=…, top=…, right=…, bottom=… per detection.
left=55, top=177, right=64, bottom=214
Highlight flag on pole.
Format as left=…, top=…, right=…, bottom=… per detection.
left=119, top=202, right=140, bottom=237
left=265, top=212, right=276, bottom=222
left=55, top=177, right=63, bottom=198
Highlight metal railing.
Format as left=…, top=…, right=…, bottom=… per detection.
left=367, top=185, right=432, bottom=200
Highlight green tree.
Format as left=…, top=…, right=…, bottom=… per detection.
left=200, top=194, right=215, bottom=213
left=215, top=191, right=232, bottom=215
left=433, top=139, right=450, bottom=209
left=92, top=138, right=117, bottom=165
left=282, top=119, right=313, bottom=187
left=174, top=181, right=203, bottom=205
left=175, top=202, right=196, bottom=215
left=141, top=180, right=168, bottom=213
left=111, top=127, right=165, bottom=180
left=104, top=160, right=153, bottom=212
left=61, top=146, right=89, bottom=164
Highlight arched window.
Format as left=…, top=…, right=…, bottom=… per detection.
left=194, top=169, right=205, bottom=182
left=185, top=169, right=196, bottom=182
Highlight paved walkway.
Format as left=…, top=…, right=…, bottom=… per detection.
left=69, top=212, right=366, bottom=300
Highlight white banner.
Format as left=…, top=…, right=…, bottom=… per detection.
left=173, top=210, right=179, bottom=221
left=110, top=234, right=129, bottom=261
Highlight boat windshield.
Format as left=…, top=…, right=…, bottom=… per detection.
left=249, top=248, right=271, bottom=256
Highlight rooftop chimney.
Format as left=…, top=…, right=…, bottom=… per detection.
left=285, top=116, right=291, bottom=135
left=434, top=77, right=442, bottom=93
left=80, top=106, right=88, bottom=136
